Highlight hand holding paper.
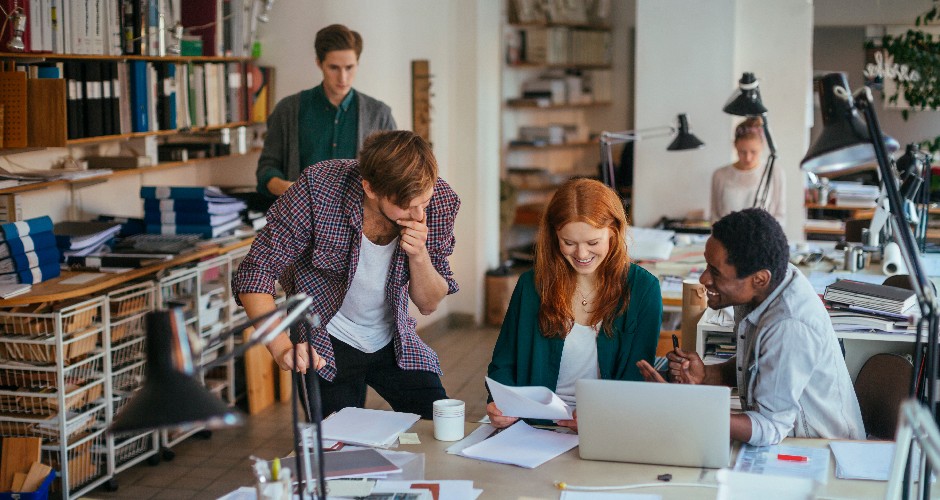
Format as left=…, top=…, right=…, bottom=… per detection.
left=485, top=377, right=573, bottom=420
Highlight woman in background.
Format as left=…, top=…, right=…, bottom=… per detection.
left=710, top=116, right=785, bottom=222
left=486, top=178, right=662, bottom=432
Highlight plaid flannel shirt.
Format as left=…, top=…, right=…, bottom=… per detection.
left=233, top=159, right=460, bottom=381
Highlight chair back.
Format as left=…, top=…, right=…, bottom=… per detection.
left=853, top=353, right=913, bottom=440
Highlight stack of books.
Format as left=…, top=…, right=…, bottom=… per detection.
left=141, top=186, right=246, bottom=239
left=0, top=216, right=61, bottom=285
left=53, top=220, right=123, bottom=258
left=823, top=280, right=919, bottom=334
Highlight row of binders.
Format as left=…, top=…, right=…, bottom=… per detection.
left=823, top=279, right=919, bottom=334
left=140, top=185, right=247, bottom=239
left=32, top=60, right=255, bottom=140
left=0, top=216, right=60, bottom=285
left=2, top=0, right=259, bottom=57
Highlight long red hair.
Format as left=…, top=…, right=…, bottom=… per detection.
left=534, top=178, right=630, bottom=338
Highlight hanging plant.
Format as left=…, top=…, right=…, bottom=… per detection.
left=873, top=4, right=940, bottom=152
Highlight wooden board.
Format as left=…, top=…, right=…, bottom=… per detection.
left=0, top=65, right=27, bottom=148
left=242, top=326, right=276, bottom=415
left=27, top=78, right=67, bottom=147
left=20, top=461, right=51, bottom=492
left=0, top=437, right=41, bottom=490
left=411, top=60, right=431, bottom=143
left=10, top=472, right=25, bottom=491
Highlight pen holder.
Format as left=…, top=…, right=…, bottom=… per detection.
left=256, top=474, right=291, bottom=500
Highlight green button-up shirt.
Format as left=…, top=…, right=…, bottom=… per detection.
left=297, top=84, right=359, bottom=170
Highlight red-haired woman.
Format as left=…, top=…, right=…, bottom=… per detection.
left=486, top=178, right=662, bottom=432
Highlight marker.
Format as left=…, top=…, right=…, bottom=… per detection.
left=777, top=454, right=809, bottom=462
left=672, top=334, right=680, bottom=351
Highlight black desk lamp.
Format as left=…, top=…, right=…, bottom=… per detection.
left=599, top=113, right=704, bottom=189
left=109, top=294, right=328, bottom=499
left=800, top=72, right=929, bottom=500
left=722, top=72, right=778, bottom=210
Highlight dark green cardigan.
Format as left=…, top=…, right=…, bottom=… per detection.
left=487, top=264, right=662, bottom=396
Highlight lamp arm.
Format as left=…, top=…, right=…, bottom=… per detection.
left=202, top=294, right=315, bottom=370
left=751, top=114, right=778, bottom=209
left=601, top=125, right=676, bottom=145
left=886, top=400, right=940, bottom=500
left=857, top=89, right=937, bottom=317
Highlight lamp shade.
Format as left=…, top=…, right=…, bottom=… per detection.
left=801, top=72, right=900, bottom=174
left=666, top=114, right=705, bottom=151
left=109, top=310, right=243, bottom=434
left=723, top=72, right=767, bottom=116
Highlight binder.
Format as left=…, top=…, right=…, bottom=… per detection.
left=140, top=185, right=231, bottom=200
left=53, top=220, right=122, bottom=250
left=143, top=198, right=247, bottom=214
left=143, top=210, right=240, bottom=226
left=100, top=61, right=114, bottom=136
left=81, top=60, right=105, bottom=137
left=129, top=60, right=149, bottom=132
left=0, top=216, right=55, bottom=240
left=181, top=0, right=222, bottom=56
left=64, top=61, right=85, bottom=139
left=6, top=245, right=61, bottom=271
left=145, top=217, right=242, bottom=239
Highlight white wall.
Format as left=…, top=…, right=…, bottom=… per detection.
left=633, top=0, right=813, bottom=241
left=258, top=0, right=500, bottom=326
left=633, top=0, right=735, bottom=228
left=735, top=0, right=814, bottom=239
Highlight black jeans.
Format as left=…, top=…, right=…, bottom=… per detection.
left=298, top=336, right=446, bottom=420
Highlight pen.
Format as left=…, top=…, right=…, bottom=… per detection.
left=672, top=334, right=680, bottom=351
left=777, top=454, right=809, bottom=462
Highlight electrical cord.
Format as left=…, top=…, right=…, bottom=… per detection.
left=554, top=480, right=718, bottom=492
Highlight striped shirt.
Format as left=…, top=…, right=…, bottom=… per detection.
left=233, top=159, right=460, bottom=381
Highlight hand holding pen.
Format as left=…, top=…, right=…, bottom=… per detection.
left=665, top=334, right=705, bottom=384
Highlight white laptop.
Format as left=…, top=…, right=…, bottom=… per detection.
left=576, top=379, right=732, bottom=468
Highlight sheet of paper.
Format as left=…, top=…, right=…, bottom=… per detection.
left=458, top=421, right=579, bottom=469
left=485, top=377, right=573, bottom=420
left=322, top=407, right=420, bottom=448
left=561, top=492, right=662, bottom=500
left=376, top=480, right=477, bottom=500
left=830, top=441, right=895, bottom=481
left=446, top=424, right=497, bottom=455
left=59, top=273, right=106, bottom=285
left=734, top=444, right=830, bottom=484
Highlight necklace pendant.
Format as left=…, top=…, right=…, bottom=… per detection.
left=581, top=299, right=588, bottom=306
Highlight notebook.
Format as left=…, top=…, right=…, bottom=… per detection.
left=576, top=379, right=731, bottom=468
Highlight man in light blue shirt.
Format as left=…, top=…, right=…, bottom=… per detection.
left=639, top=208, right=864, bottom=446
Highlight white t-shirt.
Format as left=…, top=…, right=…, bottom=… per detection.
left=326, top=234, right=398, bottom=353
left=555, top=322, right=599, bottom=406
left=710, top=163, right=785, bottom=223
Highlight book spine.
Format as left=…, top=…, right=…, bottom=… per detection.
left=0, top=216, right=54, bottom=239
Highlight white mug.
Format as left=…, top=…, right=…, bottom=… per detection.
left=432, top=399, right=465, bottom=441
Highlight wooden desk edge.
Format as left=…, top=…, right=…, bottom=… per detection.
left=0, top=236, right=255, bottom=307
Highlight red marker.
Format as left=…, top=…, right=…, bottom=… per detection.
left=777, top=454, right=809, bottom=462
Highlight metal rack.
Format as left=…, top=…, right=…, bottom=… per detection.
left=0, top=297, right=111, bottom=499
left=196, top=255, right=235, bottom=405
left=105, top=282, right=160, bottom=483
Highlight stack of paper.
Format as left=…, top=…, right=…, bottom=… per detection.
left=322, top=407, right=420, bottom=448
left=829, top=441, right=895, bottom=480
left=457, top=421, right=578, bottom=468
left=734, top=444, right=830, bottom=484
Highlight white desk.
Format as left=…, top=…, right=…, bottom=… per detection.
left=403, top=420, right=886, bottom=499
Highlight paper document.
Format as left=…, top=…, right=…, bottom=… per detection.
left=734, top=444, right=830, bottom=484
left=485, top=377, right=573, bottom=420
left=829, top=441, right=895, bottom=481
left=322, top=407, right=420, bottom=448
left=446, top=424, right=497, bottom=455
left=458, top=420, right=578, bottom=468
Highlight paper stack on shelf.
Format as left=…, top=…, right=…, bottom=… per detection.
left=53, top=220, right=123, bottom=259
left=141, top=186, right=247, bottom=239
left=829, top=181, right=880, bottom=208
left=823, top=280, right=917, bottom=316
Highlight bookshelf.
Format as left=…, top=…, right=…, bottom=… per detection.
left=500, top=0, right=618, bottom=261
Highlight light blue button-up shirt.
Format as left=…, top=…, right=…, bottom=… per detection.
left=733, top=263, right=865, bottom=446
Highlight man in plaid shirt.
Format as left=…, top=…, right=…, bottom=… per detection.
left=234, top=130, right=460, bottom=419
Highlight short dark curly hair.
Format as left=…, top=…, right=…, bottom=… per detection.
left=711, top=208, right=789, bottom=289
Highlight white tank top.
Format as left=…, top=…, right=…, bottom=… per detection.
left=326, top=233, right=398, bottom=353
left=555, top=322, right=600, bottom=406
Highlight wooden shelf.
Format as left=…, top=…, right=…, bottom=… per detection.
left=64, top=122, right=260, bottom=146
left=0, top=237, right=254, bottom=307
left=0, top=52, right=253, bottom=63
left=508, top=141, right=597, bottom=151
left=506, top=100, right=611, bottom=109
left=0, top=148, right=261, bottom=195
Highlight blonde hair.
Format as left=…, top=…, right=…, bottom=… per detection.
left=734, top=116, right=764, bottom=143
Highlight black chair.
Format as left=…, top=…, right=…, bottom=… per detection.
left=853, top=353, right=913, bottom=440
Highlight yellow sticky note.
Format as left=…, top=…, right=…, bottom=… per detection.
left=398, top=432, right=421, bottom=445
